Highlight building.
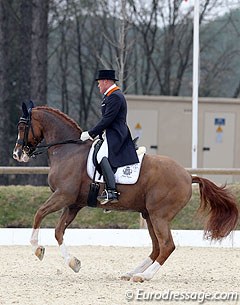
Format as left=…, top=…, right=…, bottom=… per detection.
left=127, top=95, right=240, bottom=183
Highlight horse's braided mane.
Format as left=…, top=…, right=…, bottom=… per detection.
left=35, top=105, right=82, bottom=132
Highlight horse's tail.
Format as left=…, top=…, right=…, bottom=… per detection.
left=192, top=176, right=239, bottom=240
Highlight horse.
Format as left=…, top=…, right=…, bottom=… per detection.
left=13, top=101, right=239, bottom=282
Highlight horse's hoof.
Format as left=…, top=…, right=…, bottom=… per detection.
left=120, top=273, right=131, bottom=281
left=69, top=256, right=81, bottom=273
left=132, top=274, right=145, bottom=283
left=35, top=246, right=45, bottom=261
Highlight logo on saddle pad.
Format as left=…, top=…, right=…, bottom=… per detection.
left=87, top=140, right=146, bottom=185
left=123, top=166, right=132, bottom=176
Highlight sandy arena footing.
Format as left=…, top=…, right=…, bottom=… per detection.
left=0, top=246, right=239, bottom=305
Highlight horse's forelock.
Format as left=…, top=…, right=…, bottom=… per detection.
left=33, top=106, right=82, bottom=132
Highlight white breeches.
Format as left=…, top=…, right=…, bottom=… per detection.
left=96, top=136, right=109, bottom=164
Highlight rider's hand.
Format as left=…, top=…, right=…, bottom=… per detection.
left=80, top=131, right=91, bottom=141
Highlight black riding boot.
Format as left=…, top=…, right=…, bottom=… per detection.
left=97, top=157, right=119, bottom=204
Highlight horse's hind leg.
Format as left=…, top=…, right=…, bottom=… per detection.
left=132, top=217, right=175, bottom=283
left=121, top=214, right=160, bottom=281
left=55, top=205, right=82, bottom=273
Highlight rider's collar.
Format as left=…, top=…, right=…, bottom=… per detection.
left=104, top=84, right=117, bottom=96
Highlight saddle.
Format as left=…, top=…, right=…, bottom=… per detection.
left=87, top=139, right=146, bottom=207
left=87, top=139, right=146, bottom=185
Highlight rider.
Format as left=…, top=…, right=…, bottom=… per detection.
left=80, top=69, right=139, bottom=204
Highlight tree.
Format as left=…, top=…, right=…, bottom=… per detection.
left=199, top=7, right=240, bottom=97
left=31, top=0, right=49, bottom=105
left=0, top=0, right=49, bottom=184
left=26, top=0, right=49, bottom=185
left=228, top=9, right=240, bottom=98
left=0, top=0, right=11, bottom=184
left=19, top=0, right=32, bottom=104
left=47, top=0, right=72, bottom=114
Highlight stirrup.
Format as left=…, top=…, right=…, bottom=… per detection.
left=97, top=189, right=119, bottom=205
left=103, top=209, right=112, bottom=214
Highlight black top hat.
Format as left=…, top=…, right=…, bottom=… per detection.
left=96, top=70, right=118, bottom=81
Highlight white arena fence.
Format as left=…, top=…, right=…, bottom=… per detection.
left=0, top=228, right=239, bottom=247
left=1, top=166, right=240, bottom=175
left=0, top=167, right=239, bottom=247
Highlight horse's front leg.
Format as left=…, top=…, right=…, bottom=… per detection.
left=55, top=205, right=82, bottom=273
left=30, top=190, right=75, bottom=261
left=30, top=228, right=45, bottom=260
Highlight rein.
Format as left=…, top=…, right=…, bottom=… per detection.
left=30, top=139, right=86, bottom=157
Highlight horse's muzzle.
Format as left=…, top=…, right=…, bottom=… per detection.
left=13, top=148, right=29, bottom=162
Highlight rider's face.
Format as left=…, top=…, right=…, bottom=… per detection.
left=97, top=79, right=113, bottom=94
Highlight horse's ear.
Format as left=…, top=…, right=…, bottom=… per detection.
left=28, top=100, right=35, bottom=111
left=21, top=102, right=29, bottom=118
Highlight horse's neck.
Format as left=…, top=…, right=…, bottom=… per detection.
left=36, top=109, right=80, bottom=143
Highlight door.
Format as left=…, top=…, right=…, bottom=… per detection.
left=128, top=109, right=158, bottom=154
left=203, top=112, right=235, bottom=183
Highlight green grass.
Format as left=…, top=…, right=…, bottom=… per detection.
left=0, top=185, right=239, bottom=229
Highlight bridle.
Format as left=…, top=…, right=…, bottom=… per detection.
left=16, top=109, right=85, bottom=158
left=17, top=111, right=39, bottom=157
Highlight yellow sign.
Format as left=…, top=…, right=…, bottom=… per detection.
left=216, top=126, right=223, bottom=133
left=135, top=123, right=142, bottom=130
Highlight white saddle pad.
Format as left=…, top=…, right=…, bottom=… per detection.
left=87, top=140, right=146, bottom=185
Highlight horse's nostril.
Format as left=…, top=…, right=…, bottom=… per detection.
left=13, top=149, right=22, bottom=160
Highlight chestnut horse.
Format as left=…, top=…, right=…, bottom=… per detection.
left=13, top=102, right=239, bottom=282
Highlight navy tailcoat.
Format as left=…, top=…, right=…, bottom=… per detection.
left=88, top=89, right=139, bottom=168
